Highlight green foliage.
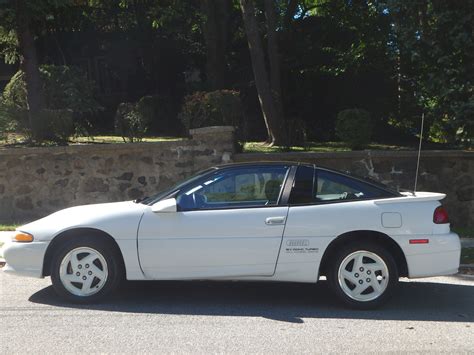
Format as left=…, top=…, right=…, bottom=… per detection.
left=179, top=90, right=242, bottom=132
left=387, top=1, right=474, bottom=146
left=33, top=109, right=74, bottom=144
left=3, top=65, right=101, bottom=116
left=0, top=100, right=11, bottom=141
left=114, top=95, right=177, bottom=141
left=0, top=0, right=472, bottom=148
left=1, top=65, right=102, bottom=140
left=137, top=95, right=181, bottom=135
left=335, top=109, right=372, bottom=149
left=0, top=26, right=19, bottom=65
left=114, top=98, right=152, bottom=143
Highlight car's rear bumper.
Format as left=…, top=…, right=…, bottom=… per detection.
left=404, top=232, right=461, bottom=278
left=2, top=241, right=49, bottom=278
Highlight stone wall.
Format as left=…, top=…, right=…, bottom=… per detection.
left=0, top=127, right=472, bottom=229
left=0, top=126, right=234, bottom=223
left=235, top=150, right=473, bottom=228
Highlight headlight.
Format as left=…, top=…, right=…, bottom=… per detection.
left=12, top=231, right=34, bottom=243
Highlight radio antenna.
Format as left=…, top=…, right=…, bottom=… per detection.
left=413, top=112, right=425, bottom=195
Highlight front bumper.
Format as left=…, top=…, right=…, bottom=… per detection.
left=2, top=241, right=49, bottom=278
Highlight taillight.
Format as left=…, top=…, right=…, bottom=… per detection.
left=433, top=206, right=449, bottom=224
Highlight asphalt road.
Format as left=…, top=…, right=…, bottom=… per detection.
left=1, top=272, right=473, bottom=354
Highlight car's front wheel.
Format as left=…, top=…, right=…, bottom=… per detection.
left=50, top=237, right=123, bottom=303
left=328, top=243, right=398, bottom=309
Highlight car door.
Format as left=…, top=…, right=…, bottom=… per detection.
left=138, top=165, right=292, bottom=280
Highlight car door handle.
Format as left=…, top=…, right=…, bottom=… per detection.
left=265, top=216, right=286, bottom=225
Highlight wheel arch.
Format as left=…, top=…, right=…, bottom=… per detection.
left=42, top=227, right=126, bottom=277
left=319, top=230, right=408, bottom=277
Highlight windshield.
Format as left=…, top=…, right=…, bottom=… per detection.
left=139, top=167, right=217, bottom=205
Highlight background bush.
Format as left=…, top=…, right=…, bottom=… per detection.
left=336, top=109, right=373, bottom=149
left=114, top=99, right=151, bottom=143
left=137, top=95, right=182, bottom=135
left=179, top=90, right=242, bottom=132
left=33, top=109, right=74, bottom=144
left=1, top=65, right=101, bottom=143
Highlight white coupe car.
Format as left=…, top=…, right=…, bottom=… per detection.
left=3, top=162, right=461, bottom=308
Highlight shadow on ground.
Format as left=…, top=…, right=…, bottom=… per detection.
left=29, top=276, right=474, bottom=324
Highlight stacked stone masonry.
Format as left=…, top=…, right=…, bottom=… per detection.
left=0, top=126, right=472, bottom=229
left=0, top=126, right=234, bottom=223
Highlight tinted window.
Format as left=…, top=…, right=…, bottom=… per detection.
left=289, top=165, right=315, bottom=204
left=315, top=169, right=390, bottom=201
left=177, top=166, right=289, bottom=210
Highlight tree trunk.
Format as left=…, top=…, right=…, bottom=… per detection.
left=239, top=0, right=286, bottom=145
left=264, top=0, right=285, bottom=134
left=202, top=0, right=230, bottom=90
left=15, top=0, right=44, bottom=140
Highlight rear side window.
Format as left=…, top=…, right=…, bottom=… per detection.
left=316, top=169, right=392, bottom=202
left=289, top=166, right=394, bottom=205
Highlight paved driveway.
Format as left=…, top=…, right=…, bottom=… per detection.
left=0, top=272, right=473, bottom=353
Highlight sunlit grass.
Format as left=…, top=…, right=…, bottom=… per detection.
left=0, top=224, right=18, bottom=231
left=72, top=136, right=184, bottom=144
left=243, top=141, right=414, bottom=153
left=0, top=133, right=184, bottom=147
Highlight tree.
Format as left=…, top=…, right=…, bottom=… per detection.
left=201, top=0, right=231, bottom=90
left=264, top=0, right=284, bottom=123
left=0, top=0, right=75, bottom=141
left=13, top=1, right=45, bottom=140
left=387, top=0, right=474, bottom=145
left=239, top=0, right=286, bottom=145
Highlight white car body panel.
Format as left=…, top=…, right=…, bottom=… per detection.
left=3, top=201, right=148, bottom=280
left=2, top=165, right=461, bottom=285
left=138, top=206, right=289, bottom=279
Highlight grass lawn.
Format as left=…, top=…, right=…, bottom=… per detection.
left=243, top=141, right=415, bottom=153
left=0, top=133, right=183, bottom=147
left=0, top=224, right=18, bottom=231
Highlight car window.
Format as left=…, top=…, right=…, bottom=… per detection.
left=141, top=167, right=217, bottom=205
left=315, top=169, right=389, bottom=202
left=289, top=167, right=394, bottom=205
left=177, top=166, right=290, bottom=211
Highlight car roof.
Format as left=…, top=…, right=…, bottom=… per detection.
left=214, top=161, right=309, bottom=169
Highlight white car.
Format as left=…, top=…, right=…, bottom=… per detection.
left=3, top=162, right=461, bottom=308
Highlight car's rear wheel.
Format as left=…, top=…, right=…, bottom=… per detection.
left=50, top=237, right=123, bottom=303
left=328, top=243, right=398, bottom=309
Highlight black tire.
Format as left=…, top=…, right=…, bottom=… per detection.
left=50, top=236, right=123, bottom=303
left=328, top=242, right=398, bottom=309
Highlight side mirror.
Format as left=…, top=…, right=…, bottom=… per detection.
left=151, top=198, right=177, bottom=213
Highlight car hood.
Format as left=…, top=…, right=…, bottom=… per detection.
left=18, top=201, right=149, bottom=241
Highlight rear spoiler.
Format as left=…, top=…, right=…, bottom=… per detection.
left=374, top=192, right=446, bottom=205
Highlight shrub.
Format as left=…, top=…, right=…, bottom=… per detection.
left=0, top=99, right=17, bottom=140
left=34, top=109, right=74, bottom=144
left=1, top=65, right=101, bottom=143
left=114, top=101, right=150, bottom=143
left=335, top=109, right=373, bottom=149
left=137, top=95, right=181, bottom=135
left=179, top=90, right=242, bottom=132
